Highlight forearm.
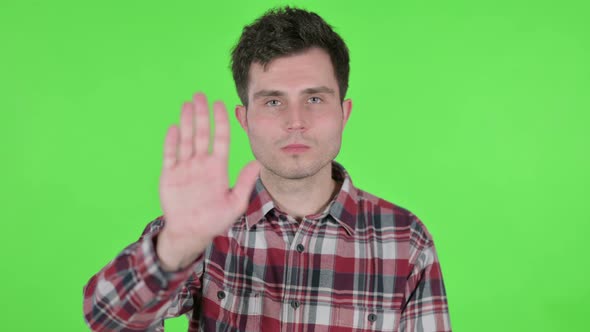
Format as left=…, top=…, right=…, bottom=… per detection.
left=83, top=219, right=202, bottom=331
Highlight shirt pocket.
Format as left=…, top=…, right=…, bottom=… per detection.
left=201, top=277, right=263, bottom=332
left=334, top=304, right=400, bottom=331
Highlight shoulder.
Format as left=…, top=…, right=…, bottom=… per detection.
left=354, top=187, right=434, bottom=247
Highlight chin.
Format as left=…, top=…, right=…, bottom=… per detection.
left=280, top=169, right=316, bottom=180
left=262, top=158, right=329, bottom=180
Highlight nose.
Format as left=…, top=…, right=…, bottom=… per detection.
left=285, top=104, right=308, bottom=132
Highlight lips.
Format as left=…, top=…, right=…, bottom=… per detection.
left=282, top=144, right=310, bottom=149
left=281, top=144, right=311, bottom=153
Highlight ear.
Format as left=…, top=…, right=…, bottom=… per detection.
left=341, top=99, right=353, bottom=128
left=235, top=105, right=248, bottom=131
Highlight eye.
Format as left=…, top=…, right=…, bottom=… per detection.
left=308, top=96, right=322, bottom=104
left=265, top=99, right=281, bottom=107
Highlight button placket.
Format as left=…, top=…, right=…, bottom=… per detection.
left=291, top=218, right=310, bottom=251
left=283, top=217, right=310, bottom=322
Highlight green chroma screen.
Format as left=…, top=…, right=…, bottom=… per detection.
left=1, top=0, right=588, bottom=331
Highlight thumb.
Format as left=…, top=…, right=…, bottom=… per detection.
left=230, top=160, right=262, bottom=212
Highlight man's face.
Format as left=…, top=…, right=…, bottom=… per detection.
left=235, top=47, right=352, bottom=180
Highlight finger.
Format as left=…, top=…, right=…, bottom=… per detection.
left=193, top=93, right=210, bottom=156
left=230, top=160, right=261, bottom=213
left=163, top=125, right=179, bottom=170
left=178, top=102, right=194, bottom=161
left=212, top=101, right=230, bottom=162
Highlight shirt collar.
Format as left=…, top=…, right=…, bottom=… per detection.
left=243, top=160, right=359, bottom=235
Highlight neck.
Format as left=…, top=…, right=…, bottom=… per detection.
left=260, top=162, right=340, bottom=221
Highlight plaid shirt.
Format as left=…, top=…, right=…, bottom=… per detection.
left=83, top=161, right=451, bottom=331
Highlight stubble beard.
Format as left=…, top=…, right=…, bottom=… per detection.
left=253, top=145, right=340, bottom=181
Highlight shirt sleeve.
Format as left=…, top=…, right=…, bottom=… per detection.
left=399, top=214, right=452, bottom=332
left=82, top=216, right=205, bottom=331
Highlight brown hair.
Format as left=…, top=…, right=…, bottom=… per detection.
left=230, top=6, right=350, bottom=107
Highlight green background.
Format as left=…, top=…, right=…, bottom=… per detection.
left=1, top=0, right=588, bottom=331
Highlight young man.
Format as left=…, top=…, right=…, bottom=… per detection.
left=83, top=6, right=451, bottom=331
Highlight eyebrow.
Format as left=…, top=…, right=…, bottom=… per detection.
left=252, top=86, right=335, bottom=100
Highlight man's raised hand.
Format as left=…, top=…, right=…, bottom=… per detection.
left=157, top=92, right=260, bottom=271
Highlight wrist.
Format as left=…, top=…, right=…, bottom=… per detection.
left=155, top=230, right=208, bottom=272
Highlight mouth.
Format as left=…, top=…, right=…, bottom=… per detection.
left=281, top=144, right=311, bottom=153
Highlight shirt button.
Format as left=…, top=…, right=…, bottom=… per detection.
left=290, top=300, right=300, bottom=309
left=217, top=291, right=226, bottom=300
left=296, top=244, right=305, bottom=253
left=279, top=215, right=287, bottom=221
left=368, top=313, right=377, bottom=322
